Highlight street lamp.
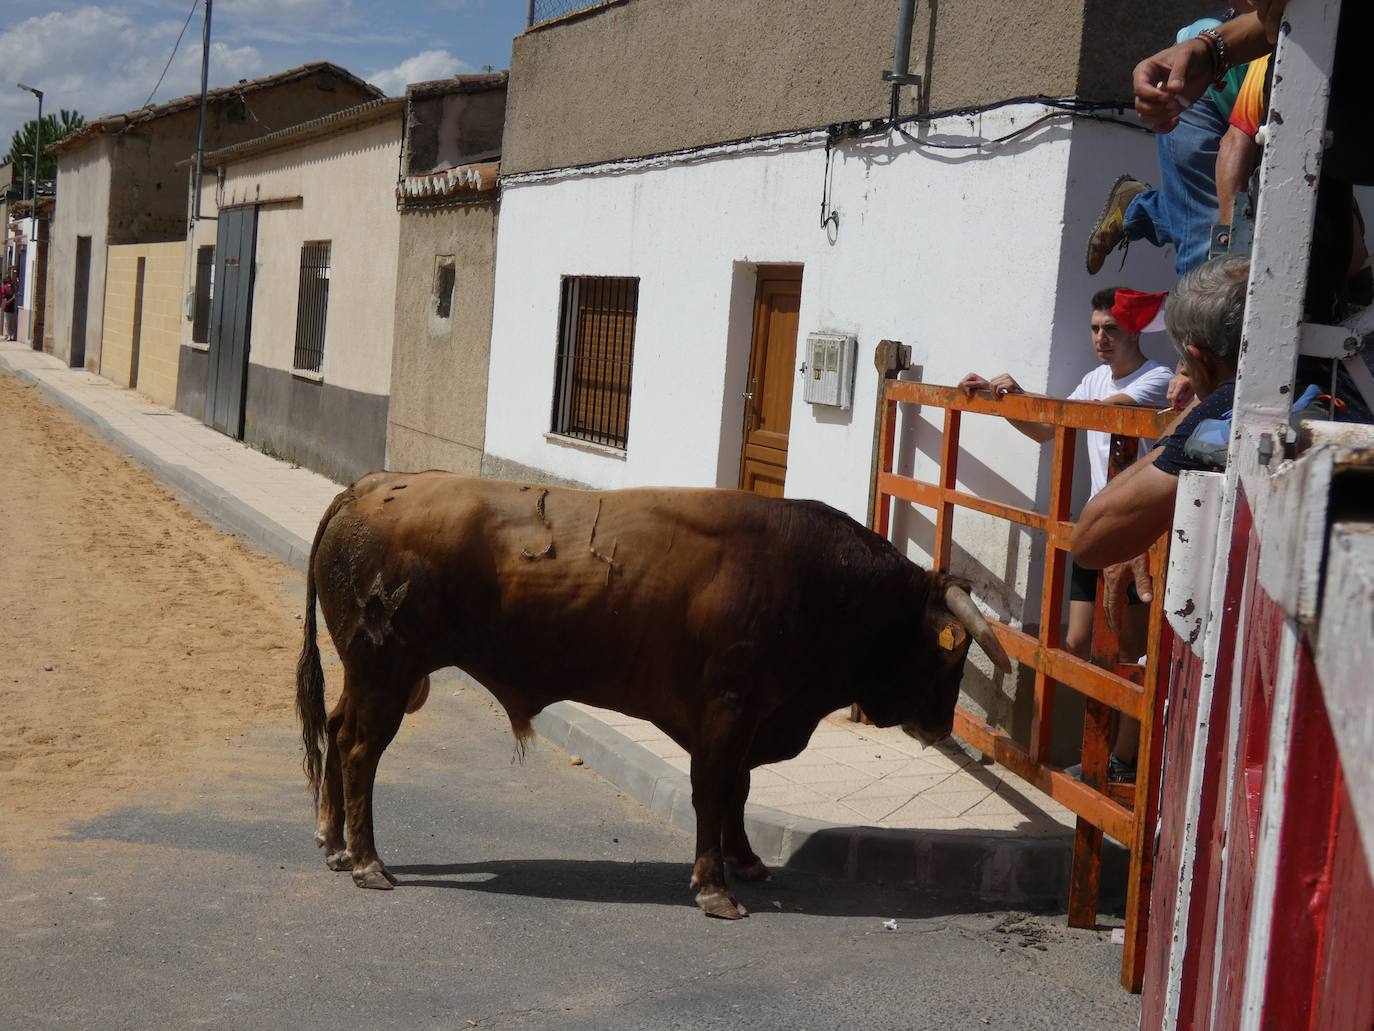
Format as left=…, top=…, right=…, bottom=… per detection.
left=16, top=83, right=43, bottom=201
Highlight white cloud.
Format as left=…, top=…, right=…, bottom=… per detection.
left=366, top=49, right=473, bottom=97
left=0, top=6, right=263, bottom=154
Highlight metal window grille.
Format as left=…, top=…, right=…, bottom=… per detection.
left=551, top=276, right=639, bottom=450
left=529, top=0, right=607, bottom=27
left=192, top=245, right=214, bottom=343
left=293, top=242, right=331, bottom=373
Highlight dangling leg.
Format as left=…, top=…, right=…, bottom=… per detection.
left=338, top=677, right=409, bottom=890
left=316, top=693, right=351, bottom=871
left=723, top=770, right=769, bottom=882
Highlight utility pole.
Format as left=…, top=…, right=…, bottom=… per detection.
left=193, top=0, right=212, bottom=221
left=16, top=83, right=42, bottom=200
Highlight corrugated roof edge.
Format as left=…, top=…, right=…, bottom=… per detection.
left=194, top=96, right=405, bottom=168
left=405, top=72, right=508, bottom=100
left=48, top=61, right=382, bottom=156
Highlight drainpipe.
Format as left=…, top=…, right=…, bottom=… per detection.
left=882, top=0, right=922, bottom=126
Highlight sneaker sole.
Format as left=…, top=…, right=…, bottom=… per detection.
left=1086, top=173, right=1141, bottom=275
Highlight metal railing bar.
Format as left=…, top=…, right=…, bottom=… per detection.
left=953, top=710, right=1135, bottom=845
left=889, top=380, right=1173, bottom=438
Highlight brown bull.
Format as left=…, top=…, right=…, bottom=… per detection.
left=296, top=472, right=1011, bottom=918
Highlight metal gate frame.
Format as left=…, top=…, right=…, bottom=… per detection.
left=204, top=205, right=259, bottom=438
left=872, top=378, right=1175, bottom=991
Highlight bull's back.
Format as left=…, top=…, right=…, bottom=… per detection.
left=322, top=473, right=785, bottom=690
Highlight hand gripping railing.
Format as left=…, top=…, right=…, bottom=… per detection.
left=872, top=376, right=1176, bottom=992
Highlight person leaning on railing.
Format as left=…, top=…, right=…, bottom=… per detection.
left=959, top=286, right=1172, bottom=662
left=1072, top=255, right=1373, bottom=599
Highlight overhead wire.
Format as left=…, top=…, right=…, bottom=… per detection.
left=142, top=0, right=202, bottom=109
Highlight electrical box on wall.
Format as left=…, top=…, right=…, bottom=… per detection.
left=802, top=332, right=856, bottom=410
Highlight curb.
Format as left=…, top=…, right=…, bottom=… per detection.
left=4, top=352, right=1126, bottom=907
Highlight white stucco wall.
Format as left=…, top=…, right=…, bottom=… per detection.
left=484, top=107, right=1176, bottom=624
left=206, top=114, right=403, bottom=396
left=48, top=138, right=113, bottom=366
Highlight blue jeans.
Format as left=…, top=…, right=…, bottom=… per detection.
left=1123, top=94, right=1229, bottom=276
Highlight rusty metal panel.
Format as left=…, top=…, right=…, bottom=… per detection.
left=888, top=381, right=1173, bottom=438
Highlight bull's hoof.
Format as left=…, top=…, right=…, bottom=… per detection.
left=731, top=858, right=771, bottom=882
left=351, top=861, right=398, bottom=890
left=324, top=849, right=353, bottom=871
left=696, top=889, right=749, bottom=920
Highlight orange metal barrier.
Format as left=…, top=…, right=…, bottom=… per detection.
left=872, top=379, right=1176, bottom=992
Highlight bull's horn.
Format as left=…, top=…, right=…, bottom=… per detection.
left=944, top=586, right=1013, bottom=673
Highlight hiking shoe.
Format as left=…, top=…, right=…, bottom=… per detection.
left=1086, top=175, right=1151, bottom=275
left=1063, top=754, right=1136, bottom=784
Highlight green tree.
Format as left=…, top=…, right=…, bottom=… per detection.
left=6, top=110, right=85, bottom=182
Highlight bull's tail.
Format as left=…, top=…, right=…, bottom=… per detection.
left=296, top=487, right=353, bottom=807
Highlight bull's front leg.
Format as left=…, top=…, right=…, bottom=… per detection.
left=724, top=770, right=770, bottom=882
left=688, top=695, right=754, bottom=919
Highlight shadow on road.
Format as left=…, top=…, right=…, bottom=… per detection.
left=388, top=857, right=1025, bottom=920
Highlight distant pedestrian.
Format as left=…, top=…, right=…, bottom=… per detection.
left=1, top=272, right=18, bottom=341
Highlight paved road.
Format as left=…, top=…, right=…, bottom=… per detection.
left=6, top=673, right=1138, bottom=1030
left=1, top=370, right=1139, bottom=1029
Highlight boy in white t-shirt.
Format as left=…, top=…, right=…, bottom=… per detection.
left=959, top=287, right=1171, bottom=780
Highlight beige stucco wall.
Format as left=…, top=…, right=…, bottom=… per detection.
left=47, top=137, right=113, bottom=367
left=48, top=69, right=377, bottom=369
left=504, top=0, right=1199, bottom=174
left=99, top=241, right=185, bottom=405
left=207, top=113, right=403, bottom=395
left=386, top=201, right=498, bottom=474
left=107, top=77, right=380, bottom=247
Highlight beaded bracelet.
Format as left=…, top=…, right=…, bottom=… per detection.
left=1196, top=27, right=1231, bottom=86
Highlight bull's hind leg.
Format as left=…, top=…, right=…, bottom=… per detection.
left=337, top=678, right=409, bottom=890
left=316, top=696, right=351, bottom=871
left=723, top=771, right=770, bottom=882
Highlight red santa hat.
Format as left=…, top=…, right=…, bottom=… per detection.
left=1111, top=288, right=1168, bottom=334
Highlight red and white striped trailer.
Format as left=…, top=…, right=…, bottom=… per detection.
left=1139, top=1, right=1374, bottom=1026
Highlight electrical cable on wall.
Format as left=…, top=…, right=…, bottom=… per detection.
left=505, top=93, right=1150, bottom=187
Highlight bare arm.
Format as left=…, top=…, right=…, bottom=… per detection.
left=1134, top=14, right=1273, bottom=133
left=1071, top=447, right=1179, bottom=569
left=958, top=372, right=1054, bottom=443
left=1216, top=125, right=1259, bottom=225
left=1255, top=0, right=1289, bottom=44
left=1100, top=392, right=1142, bottom=406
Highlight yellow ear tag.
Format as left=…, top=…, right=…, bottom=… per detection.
left=938, top=625, right=958, bottom=651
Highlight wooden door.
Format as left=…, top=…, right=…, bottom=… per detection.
left=738, top=265, right=802, bottom=496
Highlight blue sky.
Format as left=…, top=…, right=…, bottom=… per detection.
left=0, top=1, right=528, bottom=157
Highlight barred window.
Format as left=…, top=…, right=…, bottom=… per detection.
left=550, top=276, right=639, bottom=450
left=293, top=242, right=331, bottom=373
left=192, top=245, right=214, bottom=344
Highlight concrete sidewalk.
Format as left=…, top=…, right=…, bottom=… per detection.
left=3, top=342, right=1107, bottom=904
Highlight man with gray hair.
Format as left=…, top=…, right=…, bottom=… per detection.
left=1071, top=255, right=1344, bottom=576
